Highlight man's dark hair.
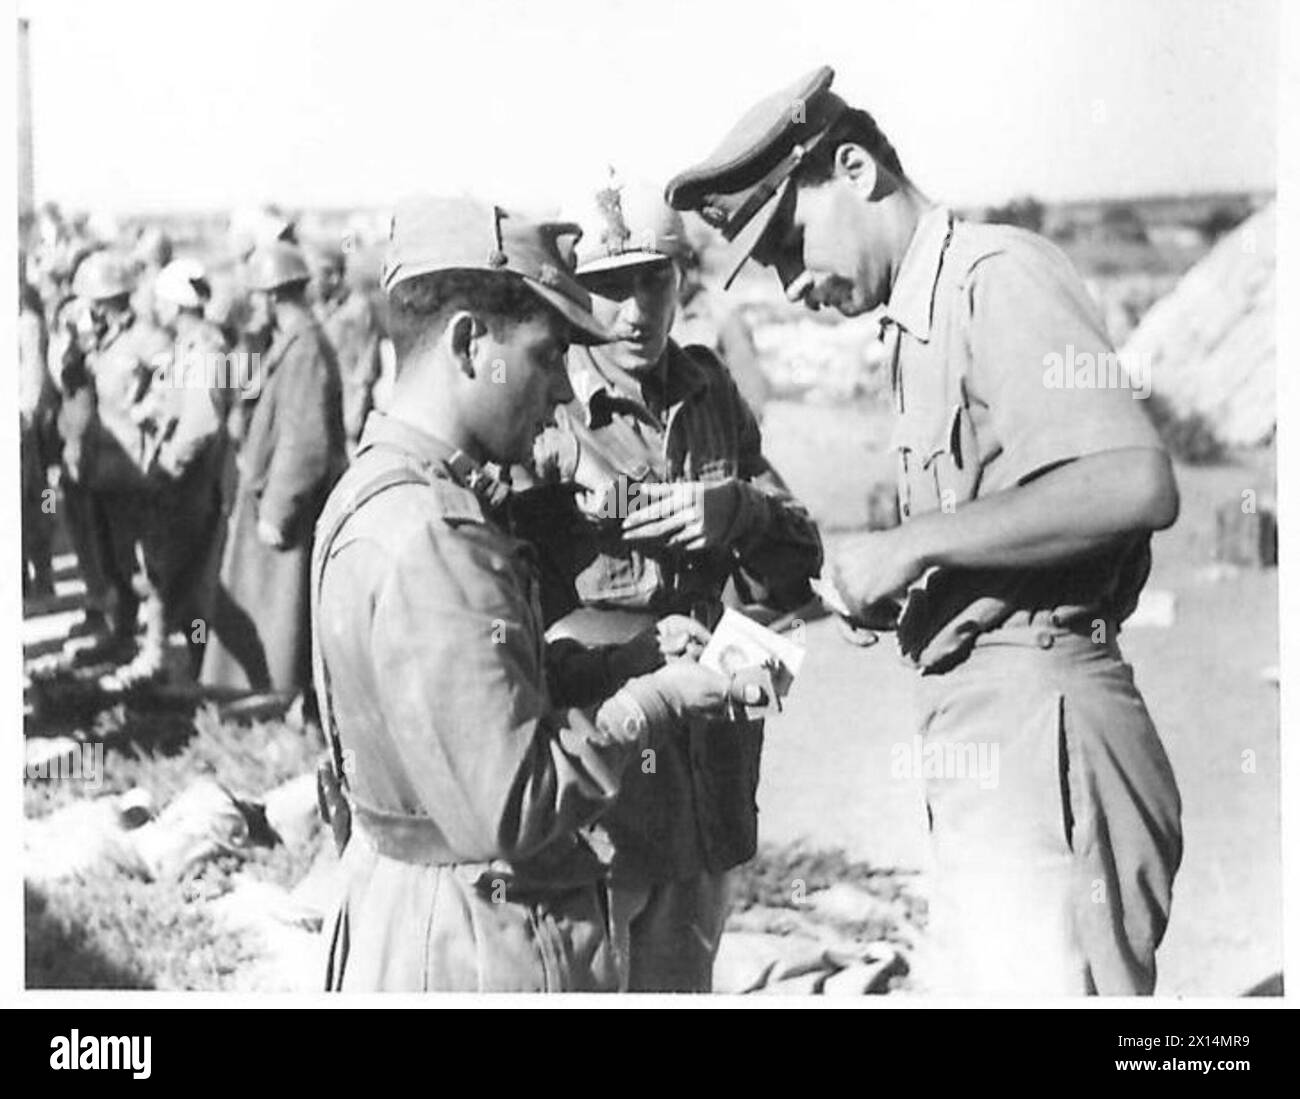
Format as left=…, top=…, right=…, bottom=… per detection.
left=388, top=269, right=545, bottom=364
left=798, top=108, right=905, bottom=184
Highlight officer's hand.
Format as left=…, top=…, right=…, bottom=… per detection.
left=256, top=518, right=288, bottom=549
left=648, top=661, right=767, bottom=719
left=829, top=526, right=925, bottom=624
left=621, top=480, right=746, bottom=552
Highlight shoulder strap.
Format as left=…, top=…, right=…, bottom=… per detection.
left=311, top=460, right=431, bottom=791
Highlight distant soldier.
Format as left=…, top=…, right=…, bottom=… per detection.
left=56, top=251, right=172, bottom=659
left=308, top=241, right=383, bottom=454
left=19, top=257, right=56, bottom=601
left=672, top=250, right=771, bottom=421
left=201, top=242, right=346, bottom=697
left=111, top=258, right=230, bottom=683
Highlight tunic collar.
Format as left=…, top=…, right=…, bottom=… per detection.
left=881, top=205, right=954, bottom=343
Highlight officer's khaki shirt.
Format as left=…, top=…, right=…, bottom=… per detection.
left=883, top=206, right=1163, bottom=672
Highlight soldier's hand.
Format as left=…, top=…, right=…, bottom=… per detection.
left=612, top=615, right=711, bottom=683
left=621, top=480, right=746, bottom=551
left=655, top=614, right=711, bottom=662
left=649, top=661, right=767, bottom=719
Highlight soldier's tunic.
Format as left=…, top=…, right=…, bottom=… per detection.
left=140, top=313, right=229, bottom=664
left=521, top=340, right=822, bottom=990
left=883, top=206, right=1182, bottom=995
left=56, top=308, right=172, bottom=640
left=316, top=287, right=383, bottom=453
left=314, top=413, right=680, bottom=991
left=201, top=302, right=345, bottom=694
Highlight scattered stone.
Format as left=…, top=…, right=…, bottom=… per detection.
left=116, top=788, right=155, bottom=830
left=822, top=949, right=908, bottom=996
left=807, top=882, right=892, bottom=926
left=210, top=875, right=323, bottom=992
left=264, top=773, right=320, bottom=848
left=24, top=799, right=133, bottom=882
left=130, top=778, right=252, bottom=880
left=1124, top=204, right=1275, bottom=448
left=24, top=736, right=80, bottom=778
left=757, top=970, right=829, bottom=995
left=713, top=932, right=794, bottom=994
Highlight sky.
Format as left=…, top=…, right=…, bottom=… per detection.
left=16, top=0, right=1280, bottom=216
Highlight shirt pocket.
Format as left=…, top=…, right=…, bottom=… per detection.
left=891, top=401, right=981, bottom=521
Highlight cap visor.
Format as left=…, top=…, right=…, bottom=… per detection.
left=575, top=251, right=671, bottom=281
left=719, top=176, right=790, bottom=291
left=524, top=279, right=613, bottom=345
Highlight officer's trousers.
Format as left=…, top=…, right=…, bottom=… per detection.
left=609, top=870, right=731, bottom=992
left=917, top=624, right=1183, bottom=995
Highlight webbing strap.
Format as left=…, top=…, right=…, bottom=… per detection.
left=311, top=461, right=431, bottom=790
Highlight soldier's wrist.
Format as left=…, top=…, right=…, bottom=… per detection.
left=605, top=679, right=672, bottom=743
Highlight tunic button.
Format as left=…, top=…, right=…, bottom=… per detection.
left=1036, top=630, right=1055, bottom=650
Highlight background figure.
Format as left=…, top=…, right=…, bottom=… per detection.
left=19, top=257, right=56, bottom=601
left=672, top=256, right=771, bottom=422
left=55, top=251, right=172, bottom=660
left=113, top=258, right=229, bottom=685
left=201, top=242, right=346, bottom=697
left=308, top=241, right=383, bottom=455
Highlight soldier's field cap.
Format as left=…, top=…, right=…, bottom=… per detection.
left=382, top=196, right=611, bottom=345
left=665, top=65, right=846, bottom=288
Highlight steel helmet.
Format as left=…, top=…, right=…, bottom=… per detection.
left=71, top=250, right=135, bottom=302
left=568, top=172, right=690, bottom=284
left=245, top=241, right=311, bottom=292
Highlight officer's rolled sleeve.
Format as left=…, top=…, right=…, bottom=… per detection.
left=966, top=249, right=1162, bottom=491
left=365, top=520, right=661, bottom=865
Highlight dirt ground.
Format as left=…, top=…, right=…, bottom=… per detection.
left=756, top=399, right=1283, bottom=997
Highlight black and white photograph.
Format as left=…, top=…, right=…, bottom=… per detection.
left=7, top=0, right=1296, bottom=1050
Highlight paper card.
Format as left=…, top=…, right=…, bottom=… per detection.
left=700, top=607, right=807, bottom=703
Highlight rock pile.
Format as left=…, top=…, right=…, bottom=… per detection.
left=1123, top=204, right=1275, bottom=448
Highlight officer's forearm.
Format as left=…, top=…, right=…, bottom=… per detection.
left=912, top=447, right=1178, bottom=571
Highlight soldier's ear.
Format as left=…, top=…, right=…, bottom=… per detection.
left=445, top=310, right=483, bottom=378
left=833, top=142, right=879, bottom=200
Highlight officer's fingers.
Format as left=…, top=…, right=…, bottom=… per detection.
left=621, top=510, right=691, bottom=541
